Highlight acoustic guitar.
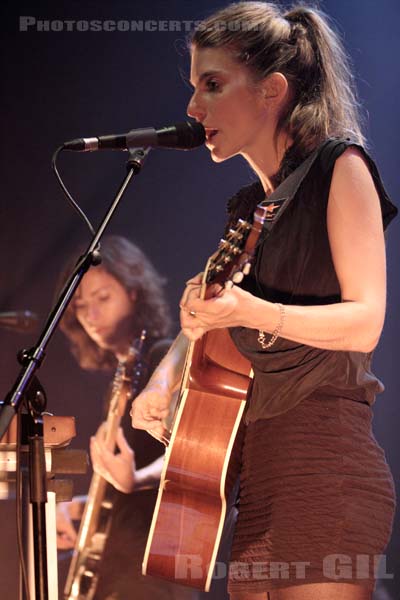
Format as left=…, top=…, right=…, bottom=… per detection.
left=143, top=206, right=267, bottom=591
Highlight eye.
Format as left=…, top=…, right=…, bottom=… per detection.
left=206, top=78, right=220, bottom=92
left=98, top=294, right=110, bottom=303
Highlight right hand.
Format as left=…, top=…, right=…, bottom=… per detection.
left=56, top=500, right=79, bottom=550
left=90, top=424, right=136, bottom=493
left=130, top=382, right=172, bottom=442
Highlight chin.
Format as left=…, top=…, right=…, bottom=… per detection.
left=209, top=147, right=236, bottom=163
left=210, top=154, right=226, bottom=163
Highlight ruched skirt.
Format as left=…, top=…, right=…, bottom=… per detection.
left=228, top=394, right=396, bottom=593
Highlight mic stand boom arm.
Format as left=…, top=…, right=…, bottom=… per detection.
left=0, top=147, right=149, bottom=600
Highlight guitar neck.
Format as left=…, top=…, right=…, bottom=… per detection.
left=65, top=333, right=148, bottom=599
left=64, top=357, right=137, bottom=599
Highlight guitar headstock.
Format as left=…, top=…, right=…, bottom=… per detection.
left=203, top=204, right=267, bottom=291
left=108, top=329, right=147, bottom=418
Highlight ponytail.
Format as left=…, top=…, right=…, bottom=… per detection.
left=283, top=6, right=365, bottom=157
left=191, top=2, right=365, bottom=165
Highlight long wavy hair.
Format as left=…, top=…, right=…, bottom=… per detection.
left=190, top=1, right=365, bottom=177
left=59, top=235, right=172, bottom=372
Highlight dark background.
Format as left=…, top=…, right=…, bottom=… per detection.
left=0, top=1, right=398, bottom=598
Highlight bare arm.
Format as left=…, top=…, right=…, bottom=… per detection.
left=134, top=454, right=165, bottom=490
left=181, top=148, right=386, bottom=353
left=56, top=451, right=165, bottom=549
left=145, top=331, right=189, bottom=394
left=90, top=424, right=166, bottom=493
left=130, top=332, right=189, bottom=436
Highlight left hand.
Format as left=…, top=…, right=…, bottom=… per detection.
left=90, top=423, right=136, bottom=494
left=56, top=501, right=78, bottom=550
left=179, top=274, right=251, bottom=341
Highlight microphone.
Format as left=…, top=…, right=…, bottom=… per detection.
left=63, top=121, right=205, bottom=152
left=0, top=311, right=39, bottom=333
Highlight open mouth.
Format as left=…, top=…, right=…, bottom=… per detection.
left=205, top=128, right=219, bottom=143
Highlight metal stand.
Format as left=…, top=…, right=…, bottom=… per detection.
left=0, top=147, right=149, bottom=599
left=19, top=424, right=59, bottom=600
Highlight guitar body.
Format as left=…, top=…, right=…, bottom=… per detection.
left=143, top=206, right=266, bottom=591
left=143, top=328, right=251, bottom=591
left=64, top=475, right=112, bottom=600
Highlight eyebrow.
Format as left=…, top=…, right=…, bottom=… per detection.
left=76, top=285, right=112, bottom=302
left=190, top=70, right=222, bottom=87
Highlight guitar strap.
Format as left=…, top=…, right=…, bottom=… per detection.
left=258, top=138, right=336, bottom=238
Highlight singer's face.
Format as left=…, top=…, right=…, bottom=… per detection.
left=74, top=268, right=135, bottom=353
left=187, top=46, right=271, bottom=162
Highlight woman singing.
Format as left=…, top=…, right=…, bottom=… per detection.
left=131, top=3, right=397, bottom=599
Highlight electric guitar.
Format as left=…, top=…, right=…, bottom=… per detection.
left=143, top=206, right=267, bottom=591
left=64, top=331, right=146, bottom=600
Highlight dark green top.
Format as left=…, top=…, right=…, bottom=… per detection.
left=229, top=139, right=397, bottom=422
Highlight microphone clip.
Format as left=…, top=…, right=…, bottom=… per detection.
left=126, top=147, right=151, bottom=174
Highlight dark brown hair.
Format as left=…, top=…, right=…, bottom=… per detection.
left=191, top=2, right=365, bottom=168
left=59, top=235, right=172, bottom=371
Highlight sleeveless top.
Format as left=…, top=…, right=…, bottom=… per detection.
left=229, top=139, right=397, bottom=423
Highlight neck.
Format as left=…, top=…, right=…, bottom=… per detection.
left=113, top=339, right=135, bottom=363
left=242, top=130, right=292, bottom=195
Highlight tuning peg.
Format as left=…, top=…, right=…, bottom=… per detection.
left=232, top=271, right=244, bottom=284
left=225, top=280, right=234, bottom=290
left=238, top=219, right=251, bottom=230
left=229, top=228, right=243, bottom=240
left=243, top=262, right=251, bottom=275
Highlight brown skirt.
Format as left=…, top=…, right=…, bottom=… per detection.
left=228, top=394, right=396, bottom=593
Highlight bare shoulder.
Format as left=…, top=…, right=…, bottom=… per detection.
left=331, top=145, right=375, bottom=190
left=329, top=145, right=382, bottom=220
left=334, top=145, right=367, bottom=165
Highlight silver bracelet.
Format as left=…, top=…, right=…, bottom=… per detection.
left=258, top=303, right=286, bottom=349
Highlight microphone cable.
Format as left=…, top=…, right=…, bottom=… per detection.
left=52, top=146, right=95, bottom=235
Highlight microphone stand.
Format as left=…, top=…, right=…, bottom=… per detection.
left=0, top=147, right=150, bottom=600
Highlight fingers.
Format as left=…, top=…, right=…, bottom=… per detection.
left=180, top=284, right=244, bottom=335
left=89, top=436, right=118, bottom=483
left=186, top=272, right=203, bottom=285
left=89, top=435, right=104, bottom=472
left=90, top=435, right=115, bottom=472
left=89, top=433, right=136, bottom=493
left=182, top=325, right=206, bottom=341
left=146, top=422, right=170, bottom=446
left=179, top=286, right=200, bottom=310
left=90, top=432, right=133, bottom=472
left=130, top=393, right=170, bottom=431
left=56, top=503, right=77, bottom=549
left=57, top=532, right=76, bottom=550
left=179, top=287, right=225, bottom=330
left=115, top=427, right=135, bottom=461
left=93, top=421, right=107, bottom=443
left=179, top=273, right=203, bottom=308
left=130, top=404, right=169, bottom=430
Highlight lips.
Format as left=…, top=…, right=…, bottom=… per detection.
left=205, top=128, right=219, bottom=143
left=90, top=327, right=107, bottom=336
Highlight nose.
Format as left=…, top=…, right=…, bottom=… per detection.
left=84, top=303, right=101, bottom=325
left=187, top=90, right=205, bottom=122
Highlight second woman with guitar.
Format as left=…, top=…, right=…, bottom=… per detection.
left=56, top=235, right=193, bottom=600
